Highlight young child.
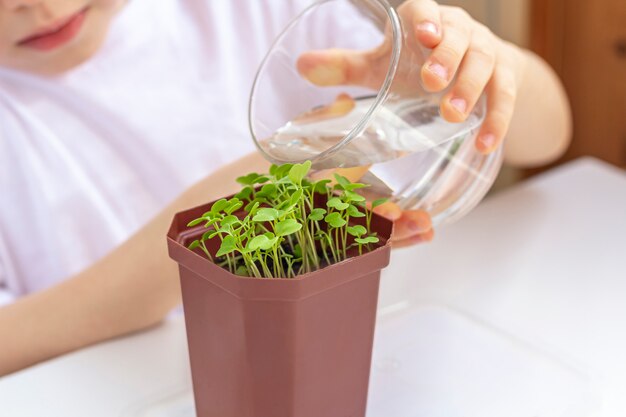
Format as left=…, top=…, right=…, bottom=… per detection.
left=0, top=0, right=571, bottom=375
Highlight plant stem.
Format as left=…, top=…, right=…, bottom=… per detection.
left=272, top=246, right=279, bottom=277
left=342, top=212, right=350, bottom=259
left=228, top=253, right=236, bottom=274
left=319, top=237, right=332, bottom=266
left=260, top=251, right=272, bottom=278
left=300, top=202, right=319, bottom=270
left=199, top=241, right=213, bottom=261
left=334, top=227, right=342, bottom=261
left=244, top=255, right=262, bottom=278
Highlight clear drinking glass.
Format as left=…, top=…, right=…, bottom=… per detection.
left=248, top=0, right=504, bottom=225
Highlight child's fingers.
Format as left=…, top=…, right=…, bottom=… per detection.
left=440, top=25, right=496, bottom=123
left=296, top=48, right=370, bottom=87
left=392, top=210, right=432, bottom=241
left=391, top=228, right=435, bottom=248
left=298, top=0, right=444, bottom=90
left=420, top=7, right=472, bottom=92
left=475, top=65, right=518, bottom=154
left=398, top=0, right=442, bottom=49
left=371, top=204, right=432, bottom=242
left=372, top=201, right=403, bottom=221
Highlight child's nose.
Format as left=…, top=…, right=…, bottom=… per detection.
left=0, top=0, right=42, bottom=11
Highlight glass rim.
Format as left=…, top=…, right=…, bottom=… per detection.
left=248, top=0, right=403, bottom=165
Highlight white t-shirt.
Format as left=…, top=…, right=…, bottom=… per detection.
left=0, top=0, right=319, bottom=299
left=0, top=0, right=374, bottom=301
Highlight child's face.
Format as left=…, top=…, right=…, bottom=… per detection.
left=0, top=0, right=124, bottom=75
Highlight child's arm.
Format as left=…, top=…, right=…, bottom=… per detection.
left=503, top=48, right=571, bottom=167
left=0, top=153, right=270, bottom=376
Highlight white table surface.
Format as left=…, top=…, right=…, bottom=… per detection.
left=1, top=157, right=625, bottom=416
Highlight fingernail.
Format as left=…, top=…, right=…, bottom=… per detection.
left=426, top=62, right=448, bottom=81
left=478, top=134, right=497, bottom=152
left=416, top=21, right=438, bottom=35
left=450, top=97, right=467, bottom=114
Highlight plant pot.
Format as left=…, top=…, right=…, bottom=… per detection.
left=167, top=194, right=392, bottom=417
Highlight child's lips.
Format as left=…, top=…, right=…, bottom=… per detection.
left=17, top=8, right=88, bottom=52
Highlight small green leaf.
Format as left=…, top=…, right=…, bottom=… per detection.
left=215, top=235, right=237, bottom=257
left=269, top=164, right=279, bottom=176
left=188, top=240, right=200, bottom=250
left=221, top=215, right=240, bottom=227
left=347, top=204, right=366, bottom=218
left=224, top=199, right=243, bottom=214
left=236, top=173, right=259, bottom=186
left=187, top=218, right=204, bottom=227
left=275, top=199, right=290, bottom=211
left=234, top=186, right=253, bottom=201
left=263, top=236, right=279, bottom=249
left=245, top=199, right=264, bottom=212
left=371, top=198, right=388, bottom=210
left=288, top=188, right=303, bottom=207
left=333, top=173, right=350, bottom=189
left=202, top=231, right=213, bottom=241
left=245, top=201, right=260, bottom=214
left=344, top=190, right=366, bottom=202
left=347, top=225, right=367, bottom=237
left=344, top=182, right=369, bottom=191
left=252, top=208, right=281, bottom=222
left=308, top=208, right=326, bottom=221
left=275, top=219, right=303, bottom=236
left=275, top=176, right=295, bottom=186
left=355, top=236, right=380, bottom=244
left=203, top=218, right=219, bottom=228
left=324, top=212, right=347, bottom=228
left=247, top=234, right=277, bottom=251
left=327, top=197, right=349, bottom=211
left=256, top=183, right=277, bottom=199
left=314, top=179, right=332, bottom=194
left=274, top=164, right=294, bottom=179
left=288, top=161, right=312, bottom=184
left=210, top=198, right=230, bottom=214
left=253, top=175, right=270, bottom=184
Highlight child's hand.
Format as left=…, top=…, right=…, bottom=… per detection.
left=374, top=201, right=433, bottom=248
left=297, top=0, right=526, bottom=155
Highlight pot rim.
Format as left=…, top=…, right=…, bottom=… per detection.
left=167, top=192, right=393, bottom=300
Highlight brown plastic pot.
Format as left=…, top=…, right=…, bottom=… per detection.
left=167, top=194, right=392, bottom=417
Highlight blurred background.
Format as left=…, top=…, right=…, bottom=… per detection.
left=392, top=0, right=626, bottom=187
